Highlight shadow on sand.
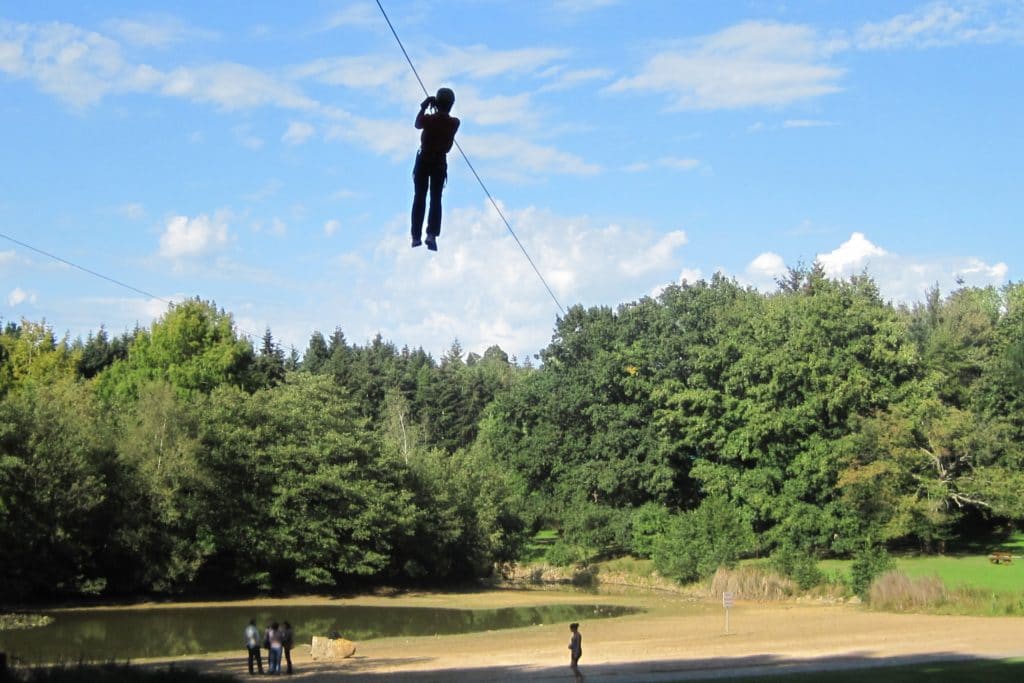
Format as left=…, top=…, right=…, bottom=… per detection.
left=185, top=651, right=1024, bottom=682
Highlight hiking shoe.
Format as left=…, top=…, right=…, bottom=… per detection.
left=425, top=236, right=437, bottom=251
left=411, top=238, right=422, bottom=248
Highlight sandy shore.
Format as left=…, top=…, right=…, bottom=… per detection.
left=138, top=588, right=1024, bottom=682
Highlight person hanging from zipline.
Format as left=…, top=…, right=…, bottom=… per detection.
left=411, top=87, right=459, bottom=251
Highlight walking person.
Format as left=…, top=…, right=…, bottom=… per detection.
left=410, top=87, right=460, bottom=251
left=568, top=622, right=583, bottom=681
left=282, top=620, right=295, bottom=675
left=244, top=618, right=263, bottom=675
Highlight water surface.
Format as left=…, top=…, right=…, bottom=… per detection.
left=0, top=603, right=640, bottom=663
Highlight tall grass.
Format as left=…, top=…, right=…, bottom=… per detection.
left=867, top=570, right=1024, bottom=616
left=710, top=566, right=797, bottom=600
left=869, top=571, right=946, bottom=611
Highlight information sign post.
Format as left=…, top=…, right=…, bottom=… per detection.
left=722, top=591, right=734, bottom=634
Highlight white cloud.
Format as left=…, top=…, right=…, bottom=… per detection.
left=745, top=251, right=789, bottom=289
left=538, top=66, right=614, bottom=92
left=7, top=287, right=36, bottom=307
left=608, top=21, right=844, bottom=110
left=740, top=232, right=1010, bottom=305
left=658, top=157, right=701, bottom=171
left=104, top=15, right=216, bottom=48
left=0, top=20, right=149, bottom=107
left=460, top=132, right=601, bottom=177
left=321, top=3, right=380, bottom=31
left=855, top=2, right=1024, bottom=50
left=324, top=219, right=340, bottom=237
left=816, top=231, right=887, bottom=277
left=678, top=267, right=704, bottom=284
left=356, top=202, right=694, bottom=359
left=620, top=230, right=688, bottom=277
left=0, top=250, right=15, bottom=266
left=161, top=62, right=317, bottom=111
left=159, top=212, right=230, bottom=260
left=282, top=121, right=315, bottom=145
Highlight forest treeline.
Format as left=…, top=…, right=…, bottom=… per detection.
left=2, top=265, right=1023, bottom=602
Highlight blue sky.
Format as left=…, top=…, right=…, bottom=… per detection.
left=1, top=1, right=1021, bottom=361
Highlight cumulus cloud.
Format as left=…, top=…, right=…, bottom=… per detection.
left=608, top=21, right=844, bottom=110
left=353, top=202, right=693, bottom=359
left=816, top=231, right=887, bottom=277
left=620, top=230, right=688, bottom=277
left=324, top=219, right=340, bottom=236
left=739, top=232, right=1010, bottom=305
left=7, top=287, right=36, bottom=307
left=745, top=251, right=789, bottom=289
left=159, top=212, right=230, bottom=260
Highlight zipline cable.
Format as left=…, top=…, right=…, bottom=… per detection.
left=0, top=230, right=172, bottom=305
left=0, top=230, right=276, bottom=343
left=375, top=0, right=567, bottom=317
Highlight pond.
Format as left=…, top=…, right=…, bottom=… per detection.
left=0, top=603, right=641, bottom=663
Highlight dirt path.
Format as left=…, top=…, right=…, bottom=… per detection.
left=148, top=589, right=1024, bottom=682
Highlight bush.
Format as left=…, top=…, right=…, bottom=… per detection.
left=545, top=539, right=587, bottom=567
left=770, top=546, right=825, bottom=590
left=560, top=502, right=631, bottom=557
left=630, top=503, right=672, bottom=559
left=652, top=496, right=755, bottom=583
left=850, top=541, right=895, bottom=598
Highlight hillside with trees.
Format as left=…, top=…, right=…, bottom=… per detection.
left=2, top=267, right=1023, bottom=602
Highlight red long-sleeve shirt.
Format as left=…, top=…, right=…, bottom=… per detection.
left=415, top=110, right=460, bottom=158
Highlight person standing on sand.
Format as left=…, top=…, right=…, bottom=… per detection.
left=244, top=618, right=263, bottom=675
left=282, top=620, right=295, bottom=675
left=267, top=621, right=284, bottom=674
left=568, top=622, right=583, bottom=680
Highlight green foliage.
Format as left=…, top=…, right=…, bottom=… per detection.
left=96, top=299, right=255, bottom=404
left=630, top=502, right=672, bottom=559
left=560, top=501, right=631, bottom=558
left=0, top=376, right=112, bottom=598
left=3, top=272, right=1024, bottom=600
left=652, top=495, right=755, bottom=583
left=770, top=545, right=825, bottom=590
left=851, top=540, right=896, bottom=599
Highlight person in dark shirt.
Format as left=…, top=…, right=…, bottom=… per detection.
left=411, top=87, right=460, bottom=251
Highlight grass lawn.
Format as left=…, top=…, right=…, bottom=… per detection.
left=701, top=658, right=1024, bottom=683
left=819, top=554, right=1024, bottom=593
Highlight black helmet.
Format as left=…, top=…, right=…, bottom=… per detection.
left=435, top=87, right=455, bottom=111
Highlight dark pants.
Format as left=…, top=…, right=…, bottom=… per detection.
left=247, top=645, right=263, bottom=674
left=284, top=646, right=293, bottom=674
left=411, top=151, right=447, bottom=240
